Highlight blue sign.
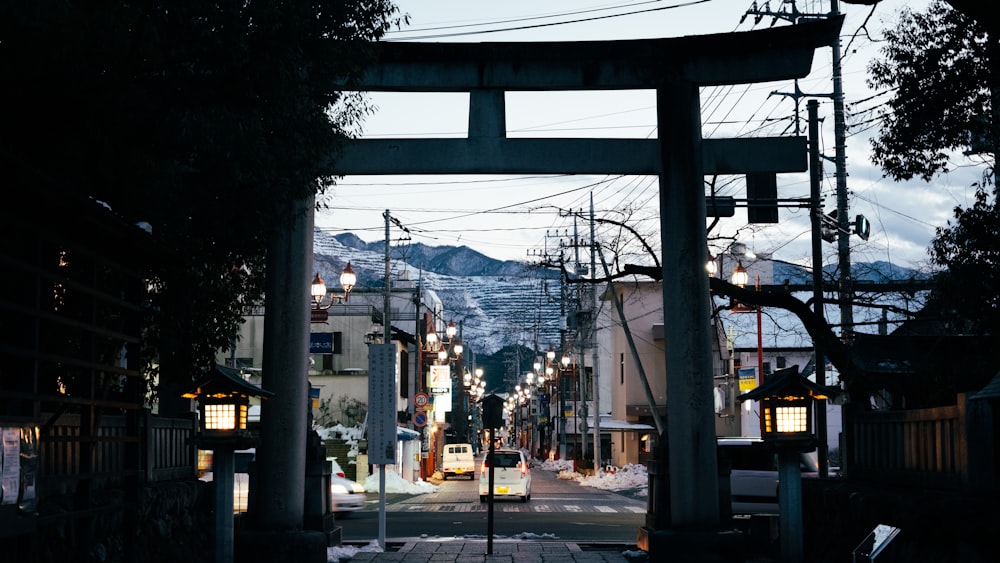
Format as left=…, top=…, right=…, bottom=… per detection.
left=310, top=333, right=333, bottom=353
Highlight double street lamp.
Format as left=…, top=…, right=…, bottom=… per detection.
left=310, top=262, right=356, bottom=323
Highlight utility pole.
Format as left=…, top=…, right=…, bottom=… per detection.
left=745, top=0, right=851, bottom=480
left=809, top=100, right=830, bottom=479
left=745, top=0, right=852, bottom=338
left=589, top=193, right=601, bottom=474
left=573, top=211, right=588, bottom=465
left=830, top=0, right=854, bottom=339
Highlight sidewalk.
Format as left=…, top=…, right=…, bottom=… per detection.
left=342, top=540, right=649, bottom=562
left=339, top=539, right=780, bottom=562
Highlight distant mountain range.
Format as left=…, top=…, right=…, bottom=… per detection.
left=773, top=259, right=929, bottom=286
left=314, top=230, right=929, bottom=356
left=331, top=232, right=552, bottom=279
left=314, top=231, right=563, bottom=355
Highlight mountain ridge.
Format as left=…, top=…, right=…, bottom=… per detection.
left=313, top=230, right=929, bottom=356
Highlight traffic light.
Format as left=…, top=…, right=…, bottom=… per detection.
left=746, top=173, right=778, bottom=223
left=854, top=214, right=871, bottom=241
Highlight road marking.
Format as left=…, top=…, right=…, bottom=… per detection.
left=595, top=506, right=616, bottom=513
left=565, top=505, right=582, bottom=512
left=624, top=506, right=646, bottom=513
left=534, top=504, right=553, bottom=512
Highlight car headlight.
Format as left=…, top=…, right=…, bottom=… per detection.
left=331, top=483, right=350, bottom=494
left=350, top=483, right=365, bottom=494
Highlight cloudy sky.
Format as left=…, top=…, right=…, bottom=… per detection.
left=316, top=0, right=978, bottom=272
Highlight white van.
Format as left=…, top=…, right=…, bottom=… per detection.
left=441, top=443, right=476, bottom=480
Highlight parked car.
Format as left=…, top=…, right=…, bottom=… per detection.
left=717, top=437, right=819, bottom=515
left=198, top=448, right=255, bottom=513
left=329, top=457, right=366, bottom=514
left=479, top=448, right=531, bottom=503
left=441, top=443, right=476, bottom=480
left=200, top=450, right=365, bottom=514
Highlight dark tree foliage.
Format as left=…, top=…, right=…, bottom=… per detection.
left=1, top=2, right=402, bottom=401
left=867, top=0, right=994, bottom=182
left=928, top=187, right=1000, bottom=337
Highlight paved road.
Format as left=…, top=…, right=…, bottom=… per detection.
left=375, top=460, right=647, bottom=514
left=340, top=460, right=647, bottom=543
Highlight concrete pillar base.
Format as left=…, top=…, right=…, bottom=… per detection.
left=235, top=529, right=329, bottom=563
left=638, top=527, right=745, bottom=563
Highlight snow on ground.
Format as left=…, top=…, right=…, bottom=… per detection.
left=328, top=540, right=383, bottom=562
left=316, top=424, right=364, bottom=458
left=363, top=468, right=439, bottom=494
left=538, top=457, right=649, bottom=496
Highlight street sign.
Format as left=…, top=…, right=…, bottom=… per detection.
left=368, top=344, right=397, bottom=465
left=414, top=392, right=429, bottom=408
left=414, top=410, right=428, bottom=427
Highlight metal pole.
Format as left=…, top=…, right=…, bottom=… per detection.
left=809, top=99, right=830, bottom=478
left=486, top=434, right=496, bottom=554
left=378, top=209, right=391, bottom=549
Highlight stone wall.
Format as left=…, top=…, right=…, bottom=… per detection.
left=33, top=479, right=213, bottom=563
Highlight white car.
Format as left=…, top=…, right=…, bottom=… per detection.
left=479, top=448, right=531, bottom=503
left=718, top=437, right=818, bottom=515
left=200, top=450, right=365, bottom=514
left=329, top=458, right=366, bottom=514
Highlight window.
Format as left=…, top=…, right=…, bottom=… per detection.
left=620, top=353, right=625, bottom=385
left=723, top=443, right=778, bottom=472
left=485, top=452, right=521, bottom=468
left=399, top=349, right=409, bottom=399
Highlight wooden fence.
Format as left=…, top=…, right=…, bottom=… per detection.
left=144, top=412, right=198, bottom=482
left=845, top=393, right=997, bottom=491
left=40, top=410, right=196, bottom=491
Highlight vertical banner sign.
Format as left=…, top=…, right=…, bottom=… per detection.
left=428, top=364, right=452, bottom=423
left=368, top=344, right=397, bottom=465
left=738, top=367, right=758, bottom=392
left=427, top=365, right=452, bottom=395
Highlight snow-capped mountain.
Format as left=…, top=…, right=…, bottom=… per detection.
left=314, top=229, right=929, bottom=356
left=313, top=230, right=564, bottom=355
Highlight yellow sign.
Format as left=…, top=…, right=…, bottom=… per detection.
left=738, top=367, right=758, bottom=392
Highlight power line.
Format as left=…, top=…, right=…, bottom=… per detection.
left=386, top=0, right=712, bottom=41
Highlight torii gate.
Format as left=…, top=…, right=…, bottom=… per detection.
left=256, top=15, right=841, bottom=562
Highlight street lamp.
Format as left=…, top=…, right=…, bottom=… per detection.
left=310, top=262, right=356, bottom=323
left=730, top=260, right=749, bottom=288
left=706, top=253, right=719, bottom=276
left=738, top=365, right=840, bottom=563
left=311, top=262, right=356, bottom=308
left=183, top=365, right=273, bottom=563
